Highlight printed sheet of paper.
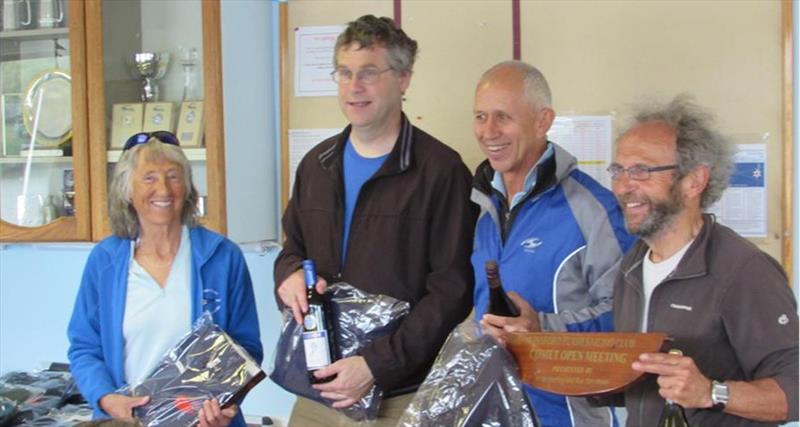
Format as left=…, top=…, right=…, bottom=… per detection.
left=294, top=26, right=344, bottom=97
left=547, top=116, right=613, bottom=188
left=288, top=128, right=341, bottom=193
left=708, top=142, right=767, bottom=237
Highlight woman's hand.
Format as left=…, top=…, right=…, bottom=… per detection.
left=198, top=399, right=237, bottom=427
left=99, top=393, right=150, bottom=420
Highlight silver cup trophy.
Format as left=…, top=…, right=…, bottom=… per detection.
left=129, top=52, right=170, bottom=102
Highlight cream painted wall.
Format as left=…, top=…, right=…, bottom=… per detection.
left=288, top=1, right=393, bottom=130
left=285, top=0, right=786, bottom=261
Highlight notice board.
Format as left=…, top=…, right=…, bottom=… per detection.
left=279, top=0, right=793, bottom=277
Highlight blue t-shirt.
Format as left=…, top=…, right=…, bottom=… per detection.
left=342, top=139, right=388, bottom=264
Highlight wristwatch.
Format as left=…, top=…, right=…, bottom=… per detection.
left=711, top=380, right=729, bottom=411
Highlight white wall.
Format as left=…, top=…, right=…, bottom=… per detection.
left=221, top=0, right=280, bottom=243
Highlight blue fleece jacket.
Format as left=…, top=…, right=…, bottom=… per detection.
left=67, top=226, right=263, bottom=426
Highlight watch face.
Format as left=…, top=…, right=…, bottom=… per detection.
left=711, top=381, right=729, bottom=410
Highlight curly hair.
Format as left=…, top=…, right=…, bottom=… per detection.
left=108, top=138, right=199, bottom=239
left=621, top=94, right=734, bottom=209
left=334, top=15, right=418, bottom=73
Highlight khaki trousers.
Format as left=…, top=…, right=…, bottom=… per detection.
left=288, top=393, right=414, bottom=427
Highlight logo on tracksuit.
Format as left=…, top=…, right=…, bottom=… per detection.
left=521, top=237, right=543, bottom=253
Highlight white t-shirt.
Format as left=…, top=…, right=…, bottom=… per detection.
left=123, top=227, right=192, bottom=385
left=641, top=239, right=694, bottom=332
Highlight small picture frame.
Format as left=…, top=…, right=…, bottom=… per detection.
left=1, top=93, right=28, bottom=156
left=110, top=103, right=144, bottom=149
left=176, top=101, right=204, bottom=147
left=142, top=102, right=175, bottom=133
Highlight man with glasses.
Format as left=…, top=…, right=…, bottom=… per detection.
left=470, top=61, right=635, bottom=427
left=274, top=15, right=476, bottom=426
left=611, top=95, right=798, bottom=426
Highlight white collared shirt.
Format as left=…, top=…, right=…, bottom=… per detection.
left=491, top=143, right=554, bottom=210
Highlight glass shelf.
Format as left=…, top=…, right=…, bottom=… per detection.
left=0, top=28, right=69, bottom=40
left=0, top=155, right=72, bottom=165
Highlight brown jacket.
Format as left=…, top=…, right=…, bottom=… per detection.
left=614, top=214, right=799, bottom=426
left=275, top=115, right=477, bottom=394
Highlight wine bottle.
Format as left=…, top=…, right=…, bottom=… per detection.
left=657, top=401, right=690, bottom=427
left=485, top=260, right=520, bottom=317
left=657, top=349, right=690, bottom=427
left=301, top=259, right=336, bottom=383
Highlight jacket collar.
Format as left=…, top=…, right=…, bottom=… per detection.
left=622, top=213, right=715, bottom=281
left=99, top=226, right=223, bottom=270
left=473, top=142, right=577, bottom=202
left=317, top=113, right=415, bottom=178
left=188, top=226, right=224, bottom=267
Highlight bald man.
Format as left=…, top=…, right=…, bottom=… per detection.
left=470, top=60, right=636, bottom=427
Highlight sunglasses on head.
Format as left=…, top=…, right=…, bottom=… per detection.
left=123, top=131, right=180, bottom=151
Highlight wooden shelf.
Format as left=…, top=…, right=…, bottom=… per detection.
left=106, top=147, right=206, bottom=163
left=0, top=27, right=69, bottom=41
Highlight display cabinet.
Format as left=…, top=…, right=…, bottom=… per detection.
left=85, top=0, right=226, bottom=240
left=0, top=0, right=90, bottom=241
left=0, top=0, right=226, bottom=242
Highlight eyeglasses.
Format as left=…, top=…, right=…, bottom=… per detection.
left=330, top=67, right=393, bottom=84
left=606, top=164, right=679, bottom=181
left=123, top=131, right=180, bottom=151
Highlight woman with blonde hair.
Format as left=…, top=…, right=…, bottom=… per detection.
left=68, top=132, right=262, bottom=427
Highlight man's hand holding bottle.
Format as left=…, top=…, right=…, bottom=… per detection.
left=480, top=292, right=541, bottom=347
left=278, top=268, right=328, bottom=325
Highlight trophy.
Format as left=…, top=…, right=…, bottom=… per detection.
left=129, top=52, right=170, bottom=102
left=179, top=46, right=200, bottom=102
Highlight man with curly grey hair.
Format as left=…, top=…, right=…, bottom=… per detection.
left=610, top=95, right=798, bottom=426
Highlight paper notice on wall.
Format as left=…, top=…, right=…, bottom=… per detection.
left=294, top=26, right=345, bottom=97
left=547, top=116, right=613, bottom=188
left=707, top=142, right=767, bottom=237
left=288, top=128, right=341, bottom=193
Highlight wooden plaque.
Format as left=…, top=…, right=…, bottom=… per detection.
left=506, top=332, right=667, bottom=396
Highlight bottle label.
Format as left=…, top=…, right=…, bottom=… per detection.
left=303, top=313, right=318, bottom=330
left=302, top=330, right=332, bottom=369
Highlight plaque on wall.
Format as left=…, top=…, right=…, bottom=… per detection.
left=506, top=332, right=667, bottom=396
left=142, top=102, right=175, bottom=133
left=176, top=101, right=204, bottom=147
left=110, top=103, right=144, bottom=149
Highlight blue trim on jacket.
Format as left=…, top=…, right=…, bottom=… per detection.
left=67, top=227, right=263, bottom=426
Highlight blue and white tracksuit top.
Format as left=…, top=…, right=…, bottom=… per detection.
left=472, top=143, right=636, bottom=427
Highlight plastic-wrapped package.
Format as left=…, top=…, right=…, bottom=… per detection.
left=0, top=397, right=17, bottom=427
left=73, top=420, right=141, bottom=427
left=0, top=369, right=75, bottom=424
left=18, top=404, right=93, bottom=427
left=118, top=312, right=265, bottom=427
left=270, top=282, right=410, bottom=421
left=397, top=319, right=539, bottom=427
